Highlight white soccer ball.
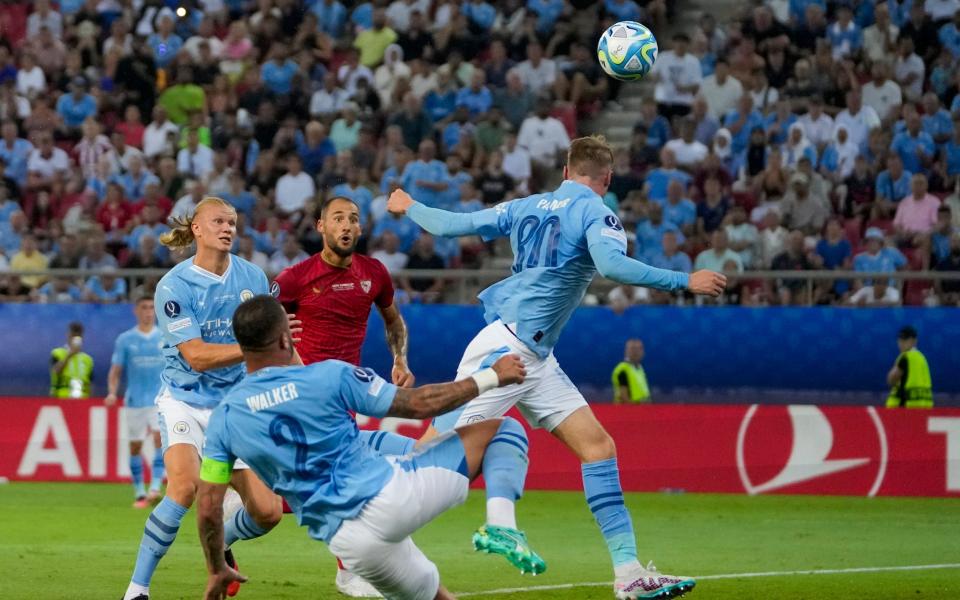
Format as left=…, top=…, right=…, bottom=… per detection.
left=597, top=21, right=659, bottom=81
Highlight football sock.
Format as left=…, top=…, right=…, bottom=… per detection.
left=149, top=451, right=165, bottom=492
left=482, top=417, right=529, bottom=529
left=130, top=454, right=145, bottom=498
left=361, top=429, right=416, bottom=456
left=130, top=497, right=188, bottom=588
left=224, top=508, right=269, bottom=547
left=582, top=458, right=639, bottom=569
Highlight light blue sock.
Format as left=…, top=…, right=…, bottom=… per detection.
left=224, top=508, right=269, bottom=547
left=482, top=418, right=529, bottom=529
left=149, top=452, right=165, bottom=492
left=582, top=458, right=638, bottom=568
left=130, top=454, right=145, bottom=498
left=131, top=496, right=188, bottom=586
left=359, top=430, right=416, bottom=456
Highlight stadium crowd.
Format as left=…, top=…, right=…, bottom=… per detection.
left=0, top=0, right=956, bottom=307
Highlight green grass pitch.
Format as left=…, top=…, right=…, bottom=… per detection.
left=1, top=483, right=958, bottom=599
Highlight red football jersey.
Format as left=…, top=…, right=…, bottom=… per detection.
left=273, top=253, right=394, bottom=366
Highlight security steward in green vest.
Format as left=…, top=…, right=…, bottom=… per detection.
left=886, top=326, right=933, bottom=409
left=50, top=321, right=94, bottom=399
left=612, top=338, right=650, bottom=404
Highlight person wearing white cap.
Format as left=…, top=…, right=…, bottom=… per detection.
left=780, top=171, right=830, bottom=236
left=853, top=227, right=907, bottom=286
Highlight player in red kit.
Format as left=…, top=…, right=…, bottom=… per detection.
left=273, top=196, right=417, bottom=598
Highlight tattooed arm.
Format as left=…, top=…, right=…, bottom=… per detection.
left=196, top=480, right=247, bottom=599
left=385, top=355, right=526, bottom=419
left=378, top=302, right=415, bottom=387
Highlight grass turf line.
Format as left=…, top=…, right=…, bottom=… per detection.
left=0, top=484, right=957, bottom=599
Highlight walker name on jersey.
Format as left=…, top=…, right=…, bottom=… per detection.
left=245, top=383, right=300, bottom=412
left=536, top=198, right=571, bottom=211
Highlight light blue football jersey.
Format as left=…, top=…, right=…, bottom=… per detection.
left=203, top=361, right=398, bottom=542
left=154, top=255, right=269, bottom=409
left=408, top=180, right=688, bottom=358
left=110, top=327, right=165, bottom=408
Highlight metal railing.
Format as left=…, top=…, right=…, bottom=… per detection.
left=2, top=268, right=959, bottom=306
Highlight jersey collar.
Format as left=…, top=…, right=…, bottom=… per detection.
left=190, top=254, right=233, bottom=282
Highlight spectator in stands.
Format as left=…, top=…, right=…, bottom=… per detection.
left=877, top=153, right=913, bottom=214
left=863, top=3, right=900, bottom=64
left=84, top=269, right=127, bottom=303
left=555, top=42, right=608, bottom=109
left=26, top=133, right=70, bottom=191
left=607, top=283, right=650, bottom=314
left=177, top=129, right=215, bottom=180
left=854, top=227, right=908, bottom=285
left=97, top=183, right=134, bottom=244
left=895, top=174, right=941, bottom=256
left=36, top=275, right=82, bottom=303
left=10, top=233, right=48, bottom=291
left=275, top=154, right=316, bottom=220
left=661, top=179, right=697, bottom=236
left=798, top=95, right=834, bottom=151
left=645, top=148, right=692, bottom=202
left=401, top=232, right=445, bottom=302
left=337, top=48, right=374, bottom=96
left=501, top=131, right=532, bottom=194
left=665, top=118, right=709, bottom=170
left=355, top=8, right=398, bottom=68
left=835, top=89, right=881, bottom=151
left=269, top=236, right=309, bottom=274
left=310, top=72, right=349, bottom=120
left=848, top=278, right=902, bottom=306
left=698, top=58, right=742, bottom=121
left=652, top=33, right=702, bottom=120
left=696, top=175, right=729, bottom=237
left=147, top=14, right=183, bottom=69
left=125, top=234, right=167, bottom=270
left=819, top=124, right=859, bottom=185
left=513, top=41, right=556, bottom=97
left=79, top=232, right=118, bottom=271
left=771, top=230, right=819, bottom=305
left=780, top=172, right=829, bottom=236
left=48, top=233, right=82, bottom=269
left=518, top=97, right=571, bottom=171
left=891, top=110, right=936, bottom=175
left=370, top=229, right=409, bottom=274
left=695, top=228, right=743, bottom=273
left=894, top=35, right=925, bottom=103
left=724, top=204, right=758, bottom=269
left=759, top=210, right=789, bottom=269
left=723, top=94, right=765, bottom=156
left=815, top=217, right=853, bottom=300
left=649, top=230, right=692, bottom=274
left=862, top=62, right=903, bottom=124
left=935, top=233, right=960, bottom=305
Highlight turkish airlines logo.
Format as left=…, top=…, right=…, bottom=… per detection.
left=736, top=405, right=888, bottom=497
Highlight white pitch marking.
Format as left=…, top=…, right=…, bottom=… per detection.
left=456, top=563, right=960, bottom=597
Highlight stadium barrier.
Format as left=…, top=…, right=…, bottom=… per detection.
left=4, top=398, right=958, bottom=498
left=2, top=302, right=958, bottom=398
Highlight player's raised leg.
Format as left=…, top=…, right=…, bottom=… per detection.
left=551, top=407, right=695, bottom=599
left=123, top=444, right=197, bottom=600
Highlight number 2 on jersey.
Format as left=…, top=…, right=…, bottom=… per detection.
left=269, top=415, right=322, bottom=480
left=513, top=215, right=561, bottom=273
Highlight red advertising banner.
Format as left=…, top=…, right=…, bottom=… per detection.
left=2, top=398, right=958, bottom=497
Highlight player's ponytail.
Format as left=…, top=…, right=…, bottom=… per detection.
left=160, top=196, right=236, bottom=249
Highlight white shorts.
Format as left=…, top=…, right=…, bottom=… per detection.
left=124, top=406, right=160, bottom=441
left=156, top=388, right=249, bottom=469
left=328, top=434, right=470, bottom=600
left=433, top=320, right=587, bottom=432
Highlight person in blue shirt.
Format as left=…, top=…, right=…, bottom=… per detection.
left=332, top=167, right=375, bottom=227
left=634, top=202, right=685, bottom=261
left=195, top=295, right=539, bottom=598
left=644, top=148, right=693, bottom=201
left=826, top=6, right=863, bottom=59
left=84, top=272, right=128, bottom=302
left=658, top=179, right=697, bottom=234
left=854, top=227, right=907, bottom=285
left=790, top=0, right=827, bottom=24
left=891, top=112, right=937, bottom=174
left=463, top=0, right=497, bottom=32
left=147, top=15, right=183, bottom=69
left=372, top=209, right=421, bottom=252
left=113, top=157, right=160, bottom=201
left=423, top=70, right=458, bottom=123
left=400, top=139, right=450, bottom=209
left=296, top=121, right=336, bottom=177
left=527, top=0, right=566, bottom=34
left=815, top=218, right=853, bottom=297
left=939, top=12, right=960, bottom=58
left=387, top=136, right=722, bottom=598
left=723, top=95, right=765, bottom=155
left=648, top=230, right=692, bottom=273
left=220, top=172, right=257, bottom=223
left=943, top=119, right=960, bottom=181
left=921, top=93, right=954, bottom=145
left=455, top=71, right=493, bottom=118
left=0, top=122, right=33, bottom=186
left=312, top=0, right=348, bottom=37
left=635, top=101, right=672, bottom=148
left=441, top=154, right=474, bottom=210
left=886, top=0, right=912, bottom=27
left=876, top=154, right=914, bottom=209
left=121, top=197, right=291, bottom=600
left=56, top=78, right=98, bottom=131
left=260, top=48, right=299, bottom=95
left=106, top=296, right=167, bottom=507
left=604, top=0, right=642, bottom=22
left=350, top=1, right=373, bottom=30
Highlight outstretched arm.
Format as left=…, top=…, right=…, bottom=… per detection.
left=590, top=242, right=691, bottom=291
left=388, top=188, right=507, bottom=239
left=377, top=302, right=414, bottom=387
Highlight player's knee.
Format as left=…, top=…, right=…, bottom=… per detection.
left=249, top=495, right=283, bottom=529
left=129, top=441, right=143, bottom=456
left=582, top=430, right=617, bottom=463
left=165, top=477, right=198, bottom=507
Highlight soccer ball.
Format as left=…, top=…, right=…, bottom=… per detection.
left=597, top=21, right=658, bottom=81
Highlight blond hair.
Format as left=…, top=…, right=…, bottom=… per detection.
left=567, top=135, right=614, bottom=179
left=159, top=197, right=236, bottom=249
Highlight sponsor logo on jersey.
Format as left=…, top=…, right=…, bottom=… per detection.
left=360, top=280, right=372, bottom=294
left=332, top=283, right=355, bottom=292
left=270, top=281, right=280, bottom=298
left=164, top=300, right=180, bottom=318
left=240, top=289, right=254, bottom=302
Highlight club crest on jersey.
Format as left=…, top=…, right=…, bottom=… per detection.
left=240, top=289, right=254, bottom=302
left=270, top=281, right=280, bottom=298
left=360, top=280, right=372, bottom=293
left=173, top=421, right=190, bottom=435
left=164, top=300, right=180, bottom=318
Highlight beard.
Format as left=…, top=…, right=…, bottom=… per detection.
left=325, top=233, right=357, bottom=257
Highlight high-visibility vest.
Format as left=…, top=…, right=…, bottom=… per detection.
left=612, top=361, right=650, bottom=403
left=49, top=347, right=94, bottom=399
left=886, top=348, right=933, bottom=409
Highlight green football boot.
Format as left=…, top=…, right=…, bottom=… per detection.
left=472, top=524, right=547, bottom=575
